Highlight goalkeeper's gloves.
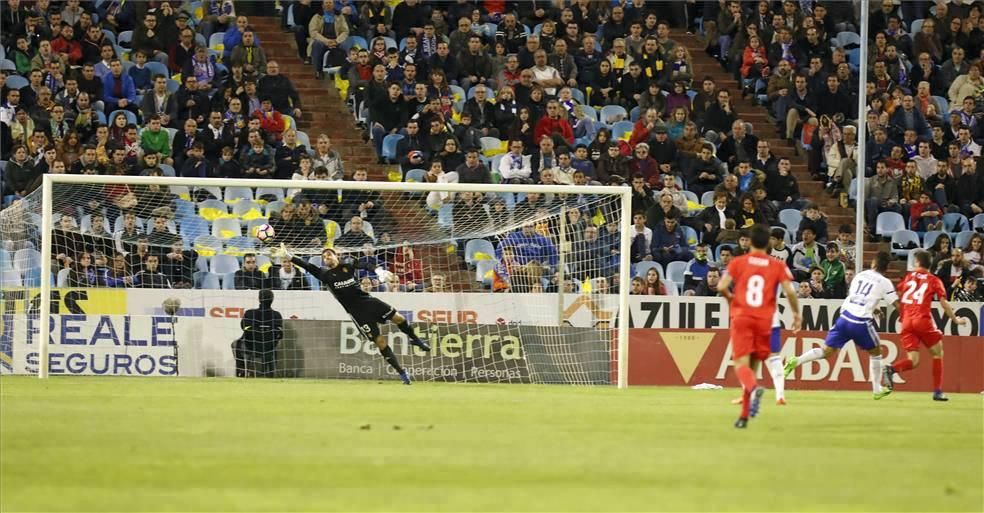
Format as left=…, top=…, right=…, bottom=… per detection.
left=375, top=267, right=394, bottom=283
left=272, top=243, right=294, bottom=261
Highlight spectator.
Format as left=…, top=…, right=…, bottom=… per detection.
left=797, top=204, right=828, bottom=243
left=642, top=267, right=667, bottom=295
left=864, top=161, right=901, bottom=240
left=133, top=12, right=168, bottom=65
left=308, top=0, right=349, bottom=78
left=101, top=58, right=137, bottom=116
left=455, top=147, right=491, bottom=183
left=499, top=139, right=533, bottom=184
left=791, top=227, right=826, bottom=281
left=133, top=254, right=172, bottom=288
left=162, top=240, right=197, bottom=289
left=936, top=248, right=971, bottom=296
left=952, top=275, right=983, bottom=302
left=650, top=215, right=692, bottom=267
left=819, top=243, right=847, bottom=299
left=257, top=61, right=302, bottom=119
left=688, top=266, right=721, bottom=297
left=336, top=216, right=374, bottom=247
left=240, top=129, right=275, bottom=178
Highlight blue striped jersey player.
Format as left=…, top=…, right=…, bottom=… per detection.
left=783, top=252, right=901, bottom=399
left=765, top=309, right=786, bottom=404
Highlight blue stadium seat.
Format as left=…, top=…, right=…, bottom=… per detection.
left=381, top=133, right=403, bottom=162
left=922, top=230, right=946, bottom=249
left=666, top=261, right=688, bottom=289
left=779, top=209, right=802, bottom=232
left=179, top=216, right=209, bottom=245
left=117, top=30, right=134, bottom=47
left=891, top=230, right=920, bottom=258
left=464, top=239, right=496, bottom=266
left=875, top=212, right=905, bottom=238
left=145, top=61, right=168, bottom=79
left=6, top=75, right=28, bottom=89
left=210, top=254, right=240, bottom=274
left=600, top=105, right=628, bottom=124
left=973, top=213, right=984, bottom=232
left=632, top=261, right=663, bottom=279
left=954, top=230, right=976, bottom=249
left=942, top=213, right=969, bottom=233
left=342, top=35, right=367, bottom=51
left=404, top=168, right=426, bottom=182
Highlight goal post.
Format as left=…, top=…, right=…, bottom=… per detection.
left=16, top=174, right=633, bottom=386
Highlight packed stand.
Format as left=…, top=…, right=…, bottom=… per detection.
left=851, top=0, right=984, bottom=300
left=0, top=0, right=406, bottom=292
left=292, top=0, right=876, bottom=297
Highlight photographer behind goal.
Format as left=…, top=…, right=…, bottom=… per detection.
left=233, top=289, right=284, bottom=377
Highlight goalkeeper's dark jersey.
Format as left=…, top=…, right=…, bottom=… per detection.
left=290, top=256, right=373, bottom=306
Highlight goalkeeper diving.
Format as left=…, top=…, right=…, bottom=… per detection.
left=273, top=244, right=431, bottom=384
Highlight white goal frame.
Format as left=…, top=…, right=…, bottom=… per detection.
left=37, top=174, right=634, bottom=386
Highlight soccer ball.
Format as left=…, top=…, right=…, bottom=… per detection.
left=255, top=223, right=275, bottom=242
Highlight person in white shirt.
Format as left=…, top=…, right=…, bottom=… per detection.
left=426, top=160, right=459, bottom=209
left=530, top=49, right=563, bottom=96
left=911, top=140, right=938, bottom=179
left=499, top=139, right=533, bottom=183
left=782, top=252, right=902, bottom=399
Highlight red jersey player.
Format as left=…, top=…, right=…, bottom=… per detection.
left=718, top=225, right=801, bottom=428
left=884, top=250, right=968, bottom=401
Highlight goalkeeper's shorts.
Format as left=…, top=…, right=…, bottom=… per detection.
left=349, top=297, right=397, bottom=340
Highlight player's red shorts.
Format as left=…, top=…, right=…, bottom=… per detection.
left=731, top=316, right=772, bottom=361
left=901, top=317, right=943, bottom=352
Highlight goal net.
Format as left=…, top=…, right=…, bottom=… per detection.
left=0, top=175, right=631, bottom=386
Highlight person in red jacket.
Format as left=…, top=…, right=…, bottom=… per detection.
left=51, top=23, right=83, bottom=66
left=534, top=99, right=574, bottom=148
left=629, top=107, right=662, bottom=147
left=740, top=35, right=769, bottom=98
left=252, top=98, right=286, bottom=142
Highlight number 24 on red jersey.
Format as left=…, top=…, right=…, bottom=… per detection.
left=897, top=271, right=947, bottom=320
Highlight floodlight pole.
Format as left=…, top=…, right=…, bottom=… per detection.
left=854, top=0, right=870, bottom=275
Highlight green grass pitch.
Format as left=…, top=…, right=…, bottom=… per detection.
left=1, top=376, right=981, bottom=512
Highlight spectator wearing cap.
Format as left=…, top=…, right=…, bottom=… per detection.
left=183, top=46, right=217, bottom=91
left=252, top=98, right=285, bottom=141
left=629, top=142, right=661, bottom=187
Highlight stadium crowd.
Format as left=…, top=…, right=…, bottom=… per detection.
left=0, top=0, right=982, bottom=301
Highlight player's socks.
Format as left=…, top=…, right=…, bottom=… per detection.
left=735, top=366, right=757, bottom=419
left=932, top=358, right=944, bottom=391
left=765, top=355, right=785, bottom=402
left=869, top=355, right=883, bottom=394
left=380, top=345, right=405, bottom=374
left=396, top=320, right=430, bottom=351
left=892, top=358, right=914, bottom=373
left=796, top=347, right=826, bottom=365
